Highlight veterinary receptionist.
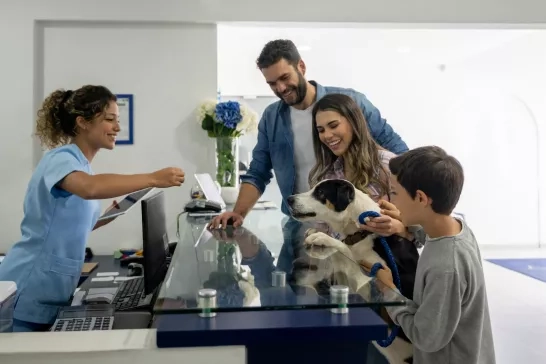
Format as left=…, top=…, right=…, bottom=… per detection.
left=0, top=85, right=185, bottom=332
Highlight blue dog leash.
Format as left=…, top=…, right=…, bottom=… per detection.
left=358, top=210, right=401, bottom=347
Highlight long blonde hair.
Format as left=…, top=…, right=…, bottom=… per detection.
left=308, top=93, right=389, bottom=197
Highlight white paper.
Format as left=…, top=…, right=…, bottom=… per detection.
left=97, top=272, right=120, bottom=277
left=91, top=276, right=115, bottom=282
left=71, top=290, right=85, bottom=306
left=114, top=276, right=137, bottom=282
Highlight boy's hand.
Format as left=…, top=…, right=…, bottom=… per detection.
left=360, top=260, right=396, bottom=290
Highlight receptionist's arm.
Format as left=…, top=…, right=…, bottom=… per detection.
left=60, top=168, right=184, bottom=200
left=60, top=167, right=185, bottom=200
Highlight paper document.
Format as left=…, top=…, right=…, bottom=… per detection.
left=253, top=201, right=277, bottom=210
left=97, top=272, right=120, bottom=277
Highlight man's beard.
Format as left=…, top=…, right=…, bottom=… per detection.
left=275, top=71, right=307, bottom=106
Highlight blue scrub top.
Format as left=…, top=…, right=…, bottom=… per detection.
left=0, top=144, right=100, bottom=324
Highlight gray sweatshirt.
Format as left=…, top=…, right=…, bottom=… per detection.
left=385, top=219, right=496, bottom=364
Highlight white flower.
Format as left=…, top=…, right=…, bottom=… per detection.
left=196, top=99, right=218, bottom=123
left=237, top=104, right=259, bottom=134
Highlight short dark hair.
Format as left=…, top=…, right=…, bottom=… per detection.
left=389, top=146, right=464, bottom=215
left=256, top=39, right=301, bottom=69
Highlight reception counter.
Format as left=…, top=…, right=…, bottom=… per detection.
left=153, top=209, right=406, bottom=364
left=0, top=329, right=245, bottom=364
left=0, top=208, right=406, bottom=364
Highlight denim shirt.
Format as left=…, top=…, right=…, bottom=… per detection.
left=240, top=81, right=409, bottom=215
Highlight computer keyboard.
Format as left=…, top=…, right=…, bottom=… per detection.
left=50, top=304, right=114, bottom=332
left=52, top=316, right=113, bottom=332
left=113, top=276, right=145, bottom=310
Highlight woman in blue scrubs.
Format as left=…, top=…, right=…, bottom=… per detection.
left=0, top=85, right=186, bottom=332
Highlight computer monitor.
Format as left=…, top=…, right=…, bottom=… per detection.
left=141, top=191, right=170, bottom=296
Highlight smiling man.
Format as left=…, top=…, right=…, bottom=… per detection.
left=209, top=39, right=408, bottom=229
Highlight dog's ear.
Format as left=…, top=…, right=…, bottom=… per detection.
left=334, top=180, right=355, bottom=212
left=313, top=179, right=355, bottom=212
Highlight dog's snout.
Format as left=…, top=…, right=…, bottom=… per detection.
left=287, top=195, right=295, bottom=206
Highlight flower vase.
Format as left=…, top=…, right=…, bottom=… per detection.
left=214, top=137, right=239, bottom=193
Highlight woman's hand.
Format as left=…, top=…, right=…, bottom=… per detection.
left=378, top=200, right=401, bottom=221
left=151, top=167, right=185, bottom=187
left=93, top=200, right=119, bottom=230
left=359, top=214, right=405, bottom=237
left=359, top=199, right=412, bottom=238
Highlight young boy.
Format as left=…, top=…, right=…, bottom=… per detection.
left=363, top=146, right=496, bottom=364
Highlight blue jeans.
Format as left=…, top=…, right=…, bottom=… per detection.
left=12, top=318, right=51, bottom=332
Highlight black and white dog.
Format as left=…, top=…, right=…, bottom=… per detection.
left=287, top=178, right=419, bottom=364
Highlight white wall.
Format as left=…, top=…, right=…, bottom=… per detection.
left=39, top=22, right=217, bottom=253
left=217, top=25, right=546, bottom=247
left=1, top=0, right=546, bottom=254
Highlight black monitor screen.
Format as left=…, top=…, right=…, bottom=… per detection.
left=141, top=191, right=169, bottom=296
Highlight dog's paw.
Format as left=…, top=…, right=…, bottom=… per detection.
left=304, top=232, right=336, bottom=247
left=304, top=228, right=320, bottom=238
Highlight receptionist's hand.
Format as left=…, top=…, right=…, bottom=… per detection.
left=151, top=167, right=185, bottom=187
left=208, top=211, right=244, bottom=229
left=93, top=200, right=119, bottom=230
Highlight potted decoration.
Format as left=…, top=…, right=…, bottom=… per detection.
left=196, top=99, right=258, bottom=202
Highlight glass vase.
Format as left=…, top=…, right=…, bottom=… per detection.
left=214, top=137, right=238, bottom=188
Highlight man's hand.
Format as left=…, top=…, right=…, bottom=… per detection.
left=208, top=211, right=244, bottom=229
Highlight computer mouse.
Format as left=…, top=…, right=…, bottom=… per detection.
left=84, top=296, right=113, bottom=305
left=184, top=199, right=222, bottom=213
left=226, top=217, right=235, bottom=226
left=128, top=262, right=143, bottom=277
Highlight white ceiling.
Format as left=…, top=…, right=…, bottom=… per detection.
left=218, top=24, right=540, bottom=66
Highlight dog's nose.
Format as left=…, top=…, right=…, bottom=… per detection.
left=287, top=195, right=295, bottom=205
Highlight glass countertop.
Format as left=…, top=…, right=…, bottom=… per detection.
left=154, top=208, right=406, bottom=314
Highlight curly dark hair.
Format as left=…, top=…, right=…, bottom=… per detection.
left=35, top=85, right=117, bottom=149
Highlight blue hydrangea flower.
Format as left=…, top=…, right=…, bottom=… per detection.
left=214, top=101, right=242, bottom=129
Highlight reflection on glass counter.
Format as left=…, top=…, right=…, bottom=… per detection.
left=154, top=209, right=406, bottom=314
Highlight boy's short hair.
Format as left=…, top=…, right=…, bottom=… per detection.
left=389, top=146, right=464, bottom=215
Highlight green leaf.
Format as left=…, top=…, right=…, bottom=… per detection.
left=201, top=114, right=215, bottom=131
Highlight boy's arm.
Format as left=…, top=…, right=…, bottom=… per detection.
left=384, top=271, right=462, bottom=353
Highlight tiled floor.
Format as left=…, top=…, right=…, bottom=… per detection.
left=480, top=246, right=546, bottom=364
